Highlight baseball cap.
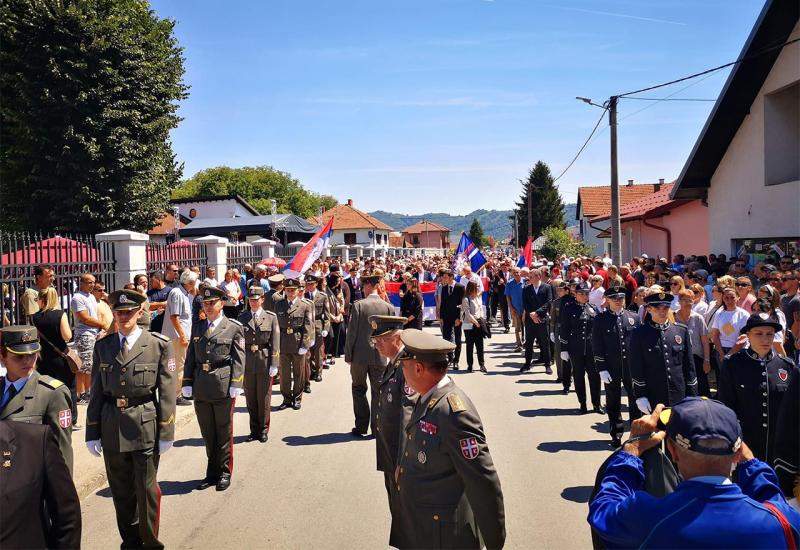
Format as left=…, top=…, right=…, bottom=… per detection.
left=666, top=397, right=741, bottom=455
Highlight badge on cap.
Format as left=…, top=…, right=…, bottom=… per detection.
left=21, top=331, right=34, bottom=343
left=659, top=292, right=665, bottom=300
left=58, top=409, right=72, bottom=429
left=460, top=437, right=479, bottom=460
left=778, top=368, right=788, bottom=382
left=675, top=335, right=682, bottom=345
left=119, top=294, right=129, bottom=304
left=204, top=290, right=211, bottom=297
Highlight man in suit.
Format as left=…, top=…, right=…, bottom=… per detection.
left=344, top=274, right=394, bottom=437
left=437, top=269, right=465, bottom=369
left=0, top=420, right=81, bottom=549
left=523, top=268, right=554, bottom=374
left=345, top=265, right=364, bottom=305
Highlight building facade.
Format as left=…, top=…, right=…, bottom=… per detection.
left=308, top=199, right=393, bottom=247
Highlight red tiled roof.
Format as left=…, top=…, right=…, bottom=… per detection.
left=592, top=183, right=690, bottom=222
left=309, top=200, right=392, bottom=230
left=149, top=213, right=177, bottom=235
left=577, top=183, right=658, bottom=218
left=402, top=220, right=450, bottom=233
left=388, top=234, right=411, bottom=247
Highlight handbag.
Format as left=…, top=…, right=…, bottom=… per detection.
left=38, top=330, right=82, bottom=374
left=479, top=317, right=492, bottom=339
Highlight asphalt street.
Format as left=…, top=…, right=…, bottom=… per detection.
left=80, top=327, right=616, bottom=549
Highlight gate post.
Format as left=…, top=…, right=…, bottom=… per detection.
left=96, top=229, right=149, bottom=290
left=193, top=235, right=229, bottom=278
left=253, top=238, right=277, bottom=260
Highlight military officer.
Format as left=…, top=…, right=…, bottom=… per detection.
left=395, top=330, right=505, bottom=550
left=535, top=279, right=569, bottom=383
left=592, top=284, right=641, bottom=447
left=85, top=289, right=176, bottom=548
left=272, top=278, right=313, bottom=410
left=629, top=291, right=698, bottom=415
left=0, top=325, right=73, bottom=472
left=182, top=286, right=245, bottom=491
left=264, top=273, right=285, bottom=313
left=559, top=281, right=603, bottom=414
left=238, top=286, right=279, bottom=442
left=371, top=316, right=417, bottom=549
left=718, top=312, right=799, bottom=495
left=304, top=273, right=330, bottom=384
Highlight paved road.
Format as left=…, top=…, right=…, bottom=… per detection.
left=80, top=327, right=615, bottom=549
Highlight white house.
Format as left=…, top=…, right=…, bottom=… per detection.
left=170, top=195, right=260, bottom=221
left=308, top=199, right=392, bottom=248
left=671, top=0, right=799, bottom=260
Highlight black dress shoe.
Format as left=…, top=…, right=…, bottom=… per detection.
left=313, top=374, right=322, bottom=382
left=246, top=434, right=256, bottom=442
left=351, top=427, right=368, bottom=437
left=303, top=383, right=311, bottom=394
left=259, top=433, right=269, bottom=443
left=579, top=404, right=589, bottom=415
left=278, top=401, right=290, bottom=410
left=545, top=366, right=553, bottom=375
left=480, top=365, right=487, bottom=373
left=561, top=388, right=569, bottom=395
left=292, top=401, right=302, bottom=410
left=610, top=437, right=622, bottom=449
left=467, top=366, right=473, bottom=373
left=593, top=405, right=606, bottom=415
left=197, top=478, right=216, bottom=490
left=216, top=475, right=231, bottom=491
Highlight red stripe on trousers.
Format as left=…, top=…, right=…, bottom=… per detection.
left=228, top=398, right=235, bottom=474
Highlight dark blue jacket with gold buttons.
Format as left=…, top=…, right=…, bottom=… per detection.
left=592, top=309, right=640, bottom=378
left=629, top=321, right=697, bottom=406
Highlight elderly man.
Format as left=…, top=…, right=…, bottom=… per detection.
left=163, top=269, right=198, bottom=404
left=504, top=268, right=526, bottom=351
left=589, top=398, right=800, bottom=547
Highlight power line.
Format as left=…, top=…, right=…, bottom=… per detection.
left=553, top=105, right=608, bottom=183
left=621, top=97, right=715, bottom=102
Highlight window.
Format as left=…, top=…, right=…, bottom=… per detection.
left=412, top=236, right=419, bottom=246
left=344, top=233, right=356, bottom=245
left=764, top=81, right=800, bottom=186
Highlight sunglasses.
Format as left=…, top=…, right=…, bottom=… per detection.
left=735, top=282, right=750, bottom=287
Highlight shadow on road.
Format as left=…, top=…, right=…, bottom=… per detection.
left=591, top=421, right=611, bottom=434
left=282, top=432, right=373, bottom=446
left=515, top=379, right=556, bottom=385
left=561, top=485, right=594, bottom=503
left=159, top=479, right=206, bottom=496
left=174, top=434, right=250, bottom=448
left=537, top=440, right=610, bottom=453
left=518, top=407, right=576, bottom=417
left=520, top=389, right=566, bottom=397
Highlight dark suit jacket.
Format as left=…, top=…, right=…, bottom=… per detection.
left=439, top=284, right=465, bottom=321
left=0, top=421, right=81, bottom=549
left=345, top=277, right=363, bottom=305
left=523, top=283, right=553, bottom=315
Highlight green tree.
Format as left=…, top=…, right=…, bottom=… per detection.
left=538, top=226, right=593, bottom=261
left=514, top=161, right=565, bottom=242
left=173, top=165, right=337, bottom=219
left=0, top=0, right=188, bottom=233
left=468, top=218, right=486, bottom=248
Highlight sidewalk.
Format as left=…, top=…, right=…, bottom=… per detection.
left=71, top=400, right=198, bottom=499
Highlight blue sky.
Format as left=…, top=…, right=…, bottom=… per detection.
left=151, top=0, right=765, bottom=214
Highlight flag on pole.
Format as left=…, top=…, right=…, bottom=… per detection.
left=516, top=237, right=533, bottom=267
left=454, top=232, right=487, bottom=274
left=283, top=217, right=334, bottom=279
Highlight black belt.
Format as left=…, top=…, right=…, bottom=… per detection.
left=104, top=395, right=154, bottom=409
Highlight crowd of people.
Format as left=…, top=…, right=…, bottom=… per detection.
left=1, top=246, right=799, bottom=548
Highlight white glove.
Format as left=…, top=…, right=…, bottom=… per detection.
left=549, top=332, right=555, bottom=343
left=158, top=440, right=173, bottom=454
left=229, top=387, right=244, bottom=398
left=560, top=351, right=569, bottom=361
left=269, top=366, right=278, bottom=377
left=86, top=440, right=103, bottom=457
left=636, top=397, right=652, bottom=415
left=298, top=347, right=307, bottom=355
left=599, top=370, right=612, bottom=384
left=321, top=330, right=328, bottom=337
left=181, top=386, right=192, bottom=399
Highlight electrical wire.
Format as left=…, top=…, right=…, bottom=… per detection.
left=553, top=105, right=608, bottom=183
left=621, top=97, right=715, bottom=102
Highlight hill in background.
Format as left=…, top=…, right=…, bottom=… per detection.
left=370, top=204, right=577, bottom=241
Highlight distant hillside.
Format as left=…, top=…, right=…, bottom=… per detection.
left=370, top=204, right=577, bottom=241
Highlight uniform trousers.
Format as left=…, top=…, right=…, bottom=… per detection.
left=604, top=367, right=640, bottom=438
left=383, top=470, right=408, bottom=549
left=524, top=319, right=551, bottom=367
left=440, top=319, right=462, bottom=364
left=104, top=448, right=163, bottom=549
left=350, top=362, right=384, bottom=433
left=279, top=353, right=306, bottom=402
left=308, top=336, right=324, bottom=378
left=694, top=355, right=712, bottom=397
left=243, top=369, right=272, bottom=436
left=194, top=398, right=234, bottom=481
left=553, top=335, right=564, bottom=380
left=564, top=351, right=601, bottom=407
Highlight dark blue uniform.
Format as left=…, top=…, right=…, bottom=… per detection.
left=592, top=309, right=641, bottom=440
left=629, top=321, right=698, bottom=407
left=559, top=300, right=601, bottom=410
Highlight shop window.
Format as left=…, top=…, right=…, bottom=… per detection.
left=344, top=233, right=356, bottom=245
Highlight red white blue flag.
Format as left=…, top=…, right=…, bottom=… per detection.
left=454, top=232, right=487, bottom=274
left=516, top=237, right=532, bottom=267
left=283, top=217, right=334, bottom=279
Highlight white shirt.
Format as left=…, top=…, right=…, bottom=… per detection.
left=118, top=327, right=143, bottom=351
left=206, top=314, right=224, bottom=333
left=589, top=286, right=605, bottom=310
left=711, top=307, right=750, bottom=348
left=250, top=306, right=264, bottom=322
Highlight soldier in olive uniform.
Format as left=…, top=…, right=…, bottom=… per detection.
left=264, top=273, right=285, bottom=313
left=85, top=290, right=176, bottom=549
left=395, top=330, right=505, bottom=550
left=182, top=286, right=245, bottom=491
left=629, top=292, right=698, bottom=416
left=304, top=274, right=331, bottom=384
left=559, top=281, right=603, bottom=414
left=371, top=315, right=417, bottom=549
left=272, top=279, right=313, bottom=410
left=591, top=285, right=641, bottom=447
left=238, top=286, right=280, bottom=442
left=0, top=325, right=73, bottom=473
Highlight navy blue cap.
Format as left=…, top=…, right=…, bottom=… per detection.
left=574, top=281, right=590, bottom=293
left=666, top=397, right=742, bottom=455
left=606, top=284, right=626, bottom=298
left=644, top=291, right=673, bottom=306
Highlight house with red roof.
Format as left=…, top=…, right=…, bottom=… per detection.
left=591, top=183, right=708, bottom=263
left=308, top=199, right=393, bottom=248
left=402, top=220, right=450, bottom=249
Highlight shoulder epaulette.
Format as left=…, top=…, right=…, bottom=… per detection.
left=38, top=376, right=63, bottom=389
left=302, top=298, right=314, bottom=304
left=674, top=321, right=689, bottom=330
left=447, top=392, right=466, bottom=413
left=229, top=318, right=243, bottom=327
left=263, top=310, right=278, bottom=317
left=779, top=355, right=796, bottom=367
left=151, top=332, right=170, bottom=342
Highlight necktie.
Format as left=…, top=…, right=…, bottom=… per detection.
left=1, top=384, right=18, bottom=409
left=120, top=336, right=127, bottom=352
left=205, top=321, right=213, bottom=338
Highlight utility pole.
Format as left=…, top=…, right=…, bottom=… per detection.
left=608, top=96, right=621, bottom=265
left=526, top=182, right=533, bottom=239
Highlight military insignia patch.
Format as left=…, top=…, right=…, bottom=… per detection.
left=58, top=409, right=72, bottom=429
left=447, top=393, right=466, bottom=413
left=459, top=437, right=479, bottom=460
left=21, top=332, right=33, bottom=343
left=417, top=451, right=427, bottom=464
left=419, top=420, right=438, bottom=435
left=778, top=368, right=788, bottom=382
left=628, top=317, right=635, bottom=325
left=387, top=393, right=393, bottom=403
left=167, top=357, right=176, bottom=372
left=675, top=335, right=682, bottom=345
left=119, top=294, right=129, bottom=304
left=659, top=292, right=665, bottom=300
left=204, top=290, right=211, bottom=297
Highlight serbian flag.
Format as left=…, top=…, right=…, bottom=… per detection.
left=385, top=279, right=491, bottom=321
left=516, top=237, right=532, bottom=267
left=283, top=217, right=334, bottom=279
left=454, top=232, right=487, bottom=274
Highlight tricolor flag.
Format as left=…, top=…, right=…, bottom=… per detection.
left=454, top=232, right=487, bottom=274
left=283, top=217, right=334, bottom=279
left=516, top=237, right=532, bottom=267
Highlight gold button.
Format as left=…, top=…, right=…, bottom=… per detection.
left=422, top=440, right=426, bottom=446
left=433, top=514, right=439, bottom=521
left=404, top=452, right=408, bottom=457
left=121, top=381, right=126, bottom=386
left=408, top=435, right=412, bottom=440
left=121, top=368, right=127, bottom=373
left=400, top=467, right=404, bottom=473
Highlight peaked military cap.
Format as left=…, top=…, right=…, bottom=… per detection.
left=574, top=281, right=591, bottom=293
left=267, top=273, right=285, bottom=285
left=109, top=289, right=146, bottom=311
left=644, top=291, right=673, bottom=306
left=605, top=285, right=626, bottom=298
left=283, top=278, right=301, bottom=289
left=0, top=325, right=41, bottom=354
left=740, top=312, right=783, bottom=334
left=200, top=286, right=227, bottom=302
left=399, top=329, right=455, bottom=363
left=304, top=273, right=319, bottom=284
left=248, top=286, right=265, bottom=298
left=568, top=277, right=582, bottom=287
left=369, top=315, right=408, bottom=337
